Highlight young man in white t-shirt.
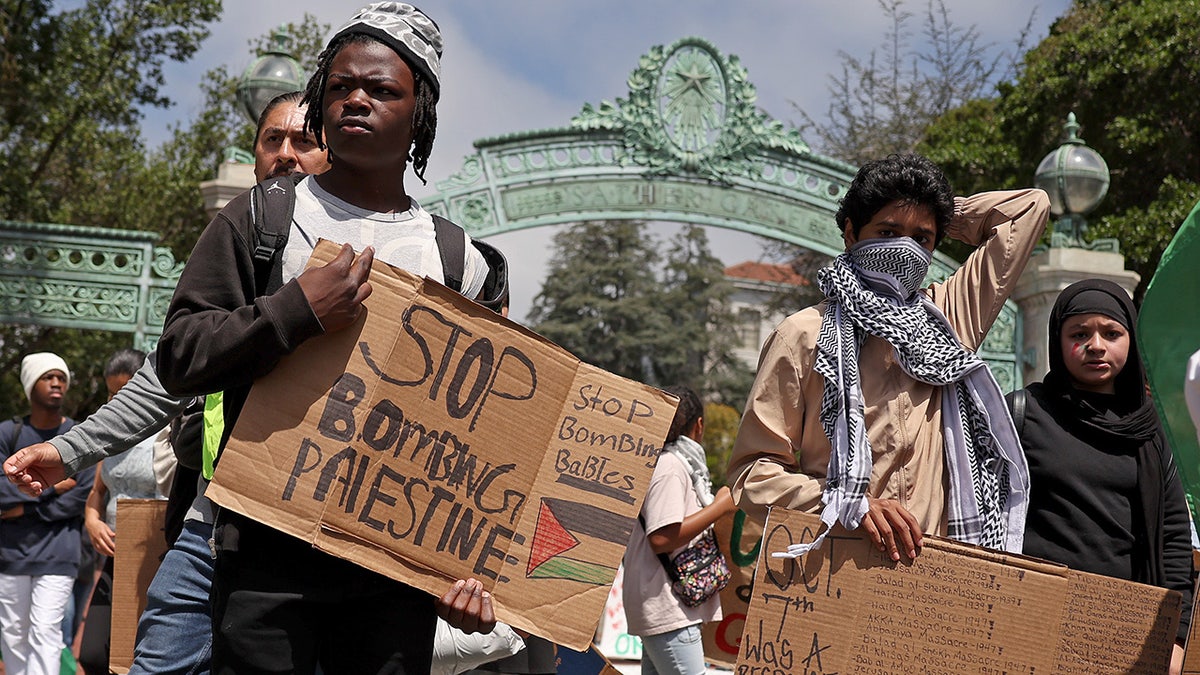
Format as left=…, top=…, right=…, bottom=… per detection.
left=154, top=4, right=502, bottom=672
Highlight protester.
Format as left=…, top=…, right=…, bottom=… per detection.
left=2, top=89, right=331, bottom=675
left=253, top=90, right=328, bottom=183
left=1009, top=279, right=1193, bottom=674
left=623, top=386, right=735, bottom=675
left=728, top=154, right=1049, bottom=560
left=6, top=75, right=508, bottom=671
left=76, top=349, right=170, bottom=675
left=154, top=3, right=506, bottom=671
left=0, top=353, right=95, bottom=675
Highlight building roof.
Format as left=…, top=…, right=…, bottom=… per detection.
left=724, top=260, right=812, bottom=287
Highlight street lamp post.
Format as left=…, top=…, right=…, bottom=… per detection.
left=1033, top=112, right=1116, bottom=251
left=235, top=27, right=306, bottom=125
left=1013, top=112, right=1138, bottom=384
left=203, top=28, right=307, bottom=219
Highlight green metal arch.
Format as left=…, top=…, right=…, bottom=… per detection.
left=0, top=220, right=183, bottom=351
left=420, top=37, right=1023, bottom=390
left=0, top=36, right=1022, bottom=389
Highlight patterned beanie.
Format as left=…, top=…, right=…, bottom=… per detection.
left=332, top=3, right=442, bottom=95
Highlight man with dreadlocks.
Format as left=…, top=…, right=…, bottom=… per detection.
left=153, top=3, right=504, bottom=673
left=728, top=154, right=1049, bottom=562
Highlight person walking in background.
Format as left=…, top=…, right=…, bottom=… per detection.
left=2, top=89, right=331, bottom=675
left=77, top=349, right=172, bottom=675
left=0, top=353, right=95, bottom=675
left=727, top=154, right=1048, bottom=560
left=1008, top=279, right=1193, bottom=675
left=623, top=385, right=736, bottom=675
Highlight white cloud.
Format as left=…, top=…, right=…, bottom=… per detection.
left=145, top=0, right=1073, bottom=322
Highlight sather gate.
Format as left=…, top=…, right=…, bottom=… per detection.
left=0, top=37, right=1023, bottom=389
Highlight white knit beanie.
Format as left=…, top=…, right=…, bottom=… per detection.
left=20, top=352, right=70, bottom=402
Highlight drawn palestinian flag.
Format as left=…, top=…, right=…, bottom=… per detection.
left=527, top=497, right=634, bottom=585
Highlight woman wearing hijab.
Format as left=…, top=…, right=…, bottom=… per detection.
left=1008, top=279, right=1193, bottom=673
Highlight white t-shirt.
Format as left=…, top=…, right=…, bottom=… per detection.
left=621, top=451, right=722, bottom=637
left=284, top=176, right=489, bottom=298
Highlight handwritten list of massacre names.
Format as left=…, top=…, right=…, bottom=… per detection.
left=735, top=508, right=1179, bottom=675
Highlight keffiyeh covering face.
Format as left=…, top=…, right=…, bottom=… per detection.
left=775, top=236, right=1029, bottom=558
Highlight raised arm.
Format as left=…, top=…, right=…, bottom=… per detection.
left=929, top=189, right=1050, bottom=350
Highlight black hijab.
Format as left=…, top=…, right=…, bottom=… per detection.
left=1043, top=279, right=1161, bottom=443
left=1041, top=278, right=1170, bottom=587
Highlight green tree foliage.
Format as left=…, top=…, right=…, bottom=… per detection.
left=921, top=0, right=1200, bottom=294
left=529, top=222, right=751, bottom=405
left=0, top=0, right=218, bottom=421
left=529, top=221, right=668, bottom=382
left=0, top=4, right=330, bottom=421
left=660, top=226, right=754, bottom=404
left=701, top=402, right=741, bottom=488
left=0, top=0, right=220, bottom=224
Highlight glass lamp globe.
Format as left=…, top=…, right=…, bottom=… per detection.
left=1033, top=113, right=1110, bottom=217
left=236, top=28, right=305, bottom=124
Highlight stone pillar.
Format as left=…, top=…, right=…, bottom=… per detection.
left=1012, top=247, right=1140, bottom=384
left=199, top=161, right=255, bottom=221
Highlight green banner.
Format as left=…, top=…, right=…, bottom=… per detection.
left=1139, top=199, right=1200, bottom=518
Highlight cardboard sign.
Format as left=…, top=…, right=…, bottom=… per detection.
left=207, top=240, right=677, bottom=651
left=1181, top=551, right=1200, bottom=674
left=555, top=644, right=624, bottom=674
left=110, top=499, right=169, bottom=674
left=702, top=509, right=763, bottom=667
left=735, top=508, right=1181, bottom=675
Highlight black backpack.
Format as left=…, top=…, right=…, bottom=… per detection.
left=248, top=174, right=509, bottom=308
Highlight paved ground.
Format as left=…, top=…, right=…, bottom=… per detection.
left=610, top=660, right=732, bottom=674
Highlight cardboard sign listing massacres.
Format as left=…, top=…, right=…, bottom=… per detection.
left=736, top=508, right=1181, bottom=675
left=205, top=239, right=678, bottom=651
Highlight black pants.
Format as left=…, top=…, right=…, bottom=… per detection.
left=211, top=513, right=436, bottom=674
left=78, top=557, right=113, bottom=674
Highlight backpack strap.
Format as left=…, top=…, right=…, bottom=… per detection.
left=431, top=214, right=510, bottom=314
left=8, top=416, right=22, bottom=452
left=432, top=214, right=466, bottom=293
left=1011, top=389, right=1027, bottom=436
left=249, top=175, right=300, bottom=296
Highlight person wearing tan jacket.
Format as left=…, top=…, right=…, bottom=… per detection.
left=728, top=154, right=1049, bottom=562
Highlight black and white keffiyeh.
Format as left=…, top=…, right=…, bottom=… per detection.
left=775, top=237, right=1029, bottom=558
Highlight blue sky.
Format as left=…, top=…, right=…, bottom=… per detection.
left=145, top=0, right=1073, bottom=321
